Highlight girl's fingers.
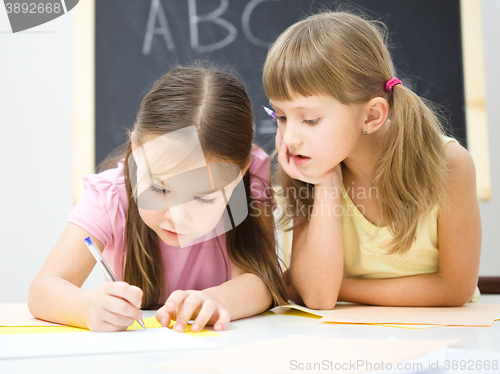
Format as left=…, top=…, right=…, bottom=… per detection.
left=165, top=290, right=189, bottom=316
left=275, top=127, right=283, bottom=152
left=172, top=294, right=201, bottom=332
left=278, top=139, right=302, bottom=180
left=156, top=290, right=190, bottom=327
left=103, top=309, right=137, bottom=328
left=190, top=300, right=217, bottom=332
left=88, top=319, right=126, bottom=332
left=212, top=308, right=231, bottom=331
left=277, top=137, right=290, bottom=170
left=103, top=293, right=142, bottom=321
left=155, top=305, right=172, bottom=327
left=105, top=282, right=143, bottom=310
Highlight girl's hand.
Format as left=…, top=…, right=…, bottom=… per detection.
left=155, top=290, right=230, bottom=333
left=275, top=128, right=343, bottom=187
left=86, top=282, right=143, bottom=332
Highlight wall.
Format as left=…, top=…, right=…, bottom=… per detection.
left=0, top=6, right=102, bottom=303
left=478, top=0, right=500, bottom=276
left=0, top=1, right=498, bottom=303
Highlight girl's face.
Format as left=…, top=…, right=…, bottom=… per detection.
left=131, top=127, right=249, bottom=248
left=137, top=172, right=242, bottom=248
left=269, top=93, right=366, bottom=180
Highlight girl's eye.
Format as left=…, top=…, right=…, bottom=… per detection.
left=195, top=196, right=216, bottom=204
left=276, top=115, right=287, bottom=122
left=303, top=118, right=319, bottom=125
left=151, top=185, right=170, bottom=195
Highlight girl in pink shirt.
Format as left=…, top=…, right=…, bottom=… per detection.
left=29, top=66, right=288, bottom=332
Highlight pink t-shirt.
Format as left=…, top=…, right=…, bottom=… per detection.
left=69, top=145, right=272, bottom=297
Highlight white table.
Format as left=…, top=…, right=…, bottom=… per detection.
left=1, top=296, right=499, bottom=374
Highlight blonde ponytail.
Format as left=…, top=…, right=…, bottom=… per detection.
left=373, top=84, right=447, bottom=253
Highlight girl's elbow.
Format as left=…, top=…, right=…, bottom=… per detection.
left=27, top=280, right=40, bottom=316
left=27, top=275, right=48, bottom=317
left=302, top=294, right=338, bottom=310
left=443, top=284, right=477, bottom=307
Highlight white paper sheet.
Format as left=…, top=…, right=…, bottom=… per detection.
left=156, top=335, right=460, bottom=373
left=0, top=327, right=217, bottom=359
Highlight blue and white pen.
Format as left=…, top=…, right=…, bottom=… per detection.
left=262, top=106, right=277, bottom=121
left=84, top=237, right=146, bottom=330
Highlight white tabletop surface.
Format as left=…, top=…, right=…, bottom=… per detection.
left=1, top=296, right=499, bottom=374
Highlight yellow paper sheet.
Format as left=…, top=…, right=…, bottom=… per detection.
left=1, top=315, right=220, bottom=337
left=128, top=317, right=221, bottom=337
left=270, top=304, right=437, bottom=328
left=321, top=303, right=500, bottom=327
left=156, top=335, right=460, bottom=374
left=271, top=303, right=500, bottom=329
left=269, top=303, right=330, bottom=318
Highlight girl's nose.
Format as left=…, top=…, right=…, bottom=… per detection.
left=163, top=207, right=172, bottom=219
left=281, top=122, right=303, bottom=149
left=166, top=203, right=190, bottom=226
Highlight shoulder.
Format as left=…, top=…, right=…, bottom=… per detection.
left=440, top=140, right=478, bottom=216
left=69, top=161, right=128, bottom=247
left=443, top=141, right=476, bottom=185
left=248, top=145, right=273, bottom=201
left=83, top=161, right=126, bottom=190
left=81, top=161, right=127, bottom=208
left=249, top=144, right=271, bottom=177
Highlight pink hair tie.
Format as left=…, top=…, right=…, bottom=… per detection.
left=385, top=77, right=402, bottom=92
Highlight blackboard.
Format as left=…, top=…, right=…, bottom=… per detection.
left=95, top=0, right=466, bottom=167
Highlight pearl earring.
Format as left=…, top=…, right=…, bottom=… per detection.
left=365, top=129, right=368, bottom=135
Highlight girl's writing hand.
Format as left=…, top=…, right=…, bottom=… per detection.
left=275, top=128, right=343, bottom=187
left=155, top=290, right=230, bottom=333
left=86, top=282, right=143, bottom=332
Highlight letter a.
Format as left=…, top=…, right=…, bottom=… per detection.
left=143, top=0, right=175, bottom=54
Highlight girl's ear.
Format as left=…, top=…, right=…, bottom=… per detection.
left=363, top=97, right=390, bottom=135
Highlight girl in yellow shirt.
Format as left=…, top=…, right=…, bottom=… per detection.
left=263, top=11, right=481, bottom=308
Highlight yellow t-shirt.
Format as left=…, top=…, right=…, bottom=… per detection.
left=341, top=135, right=480, bottom=301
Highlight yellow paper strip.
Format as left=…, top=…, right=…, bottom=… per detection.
left=128, top=316, right=221, bottom=337
left=1, top=316, right=220, bottom=337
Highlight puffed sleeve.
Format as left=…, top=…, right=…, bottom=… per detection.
left=68, top=162, right=127, bottom=248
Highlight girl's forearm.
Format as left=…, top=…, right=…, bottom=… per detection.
left=202, top=273, right=273, bottom=320
left=28, top=275, right=92, bottom=329
left=289, top=183, right=344, bottom=309
left=339, top=273, right=476, bottom=307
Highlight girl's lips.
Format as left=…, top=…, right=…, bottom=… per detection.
left=291, top=152, right=311, bottom=166
left=162, top=228, right=186, bottom=238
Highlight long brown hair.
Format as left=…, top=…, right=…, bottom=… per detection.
left=103, top=65, right=288, bottom=309
left=263, top=11, right=449, bottom=254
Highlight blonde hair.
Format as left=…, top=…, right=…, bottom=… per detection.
left=263, top=11, right=448, bottom=254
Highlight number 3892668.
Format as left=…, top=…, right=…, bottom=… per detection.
left=5, top=3, right=62, bottom=14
